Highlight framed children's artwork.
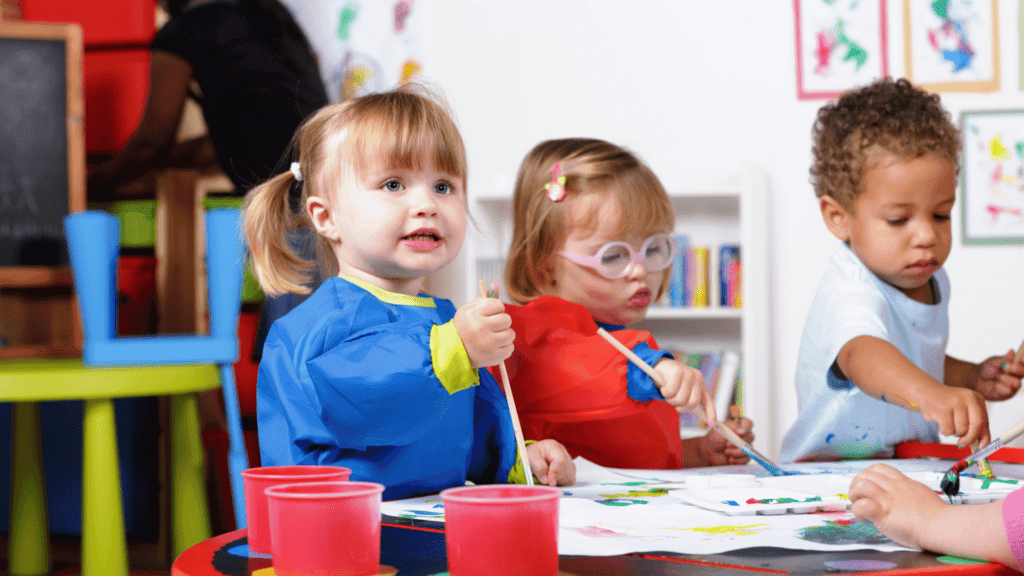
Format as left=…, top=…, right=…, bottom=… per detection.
left=904, top=0, right=999, bottom=93
left=793, top=0, right=889, bottom=100
left=960, top=109, right=1024, bottom=245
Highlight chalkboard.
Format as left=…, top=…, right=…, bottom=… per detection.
left=0, top=21, right=84, bottom=270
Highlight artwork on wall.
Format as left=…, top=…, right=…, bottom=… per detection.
left=282, top=0, right=426, bottom=103
left=793, top=0, right=889, bottom=100
left=903, top=0, right=999, bottom=92
left=960, top=109, right=1024, bottom=245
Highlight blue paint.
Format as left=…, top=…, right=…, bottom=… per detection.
left=742, top=446, right=793, bottom=476
left=825, top=433, right=835, bottom=444
left=723, top=500, right=740, bottom=506
left=227, top=544, right=271, bottom=558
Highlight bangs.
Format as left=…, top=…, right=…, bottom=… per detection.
left=343, top=94, right=467, bottom=181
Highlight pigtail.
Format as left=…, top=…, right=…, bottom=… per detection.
left=242, top=170, right=315, bottom=296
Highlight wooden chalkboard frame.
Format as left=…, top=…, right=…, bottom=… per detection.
left=0, top=20, right=84, bottom=286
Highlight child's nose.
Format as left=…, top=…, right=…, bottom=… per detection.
left=625, top=259, right=649, bottom=279
left=411, top=187, right=439, bottom=217
left=912, top=221, right=939, bottom=246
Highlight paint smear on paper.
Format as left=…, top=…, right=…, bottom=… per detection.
left=797, top=520, right=891, bottom=546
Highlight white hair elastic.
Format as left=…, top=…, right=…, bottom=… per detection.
left=290, top=161, right=303, bottom=182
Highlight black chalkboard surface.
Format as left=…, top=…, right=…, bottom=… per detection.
left=0, top=22, right=84, bottom=269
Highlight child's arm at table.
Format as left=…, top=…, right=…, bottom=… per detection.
left=836, top=335, right=990, bottom=447
left=850, top=463, right=1015, bottom=568
left=945, top=352, right=1024, bottom=401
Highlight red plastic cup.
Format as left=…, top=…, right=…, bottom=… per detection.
left=241, top=465, right=351, bottom=554
left=441, top=485, right=562, bottom=576
left=266, top=481, right=385, bottom=576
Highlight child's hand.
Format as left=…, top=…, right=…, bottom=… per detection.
left=652, top=358, right=717, bottom=424
left=525, top=439, right=576, bottom=486
left=915, top=386, right=990, bottom=448
left=454, top=285, right=514, bottom=369
left=698, top=418, right=754, bottom=466
left=849, top=463, right=946, bottom=550
left=969, top=350, right=1024, bottom=401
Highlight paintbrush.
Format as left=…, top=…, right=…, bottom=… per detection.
left=479, top=281, right=535, bottom=486
left=939, top=419, right=1024, bottom=497
left=594, top=327, right=792, bottom=476
left=971, top=340, right=1024, bottom=481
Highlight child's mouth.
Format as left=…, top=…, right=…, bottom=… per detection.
left=629, top=288, right=652, bottom=308
left=402, top=229, right=442, bottom=249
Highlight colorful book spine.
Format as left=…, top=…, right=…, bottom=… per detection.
left=670, top=234, right=688, bottom=307
left=691, top=246, right=709, bottom=307
left=719, top=245, right=741, bottom=308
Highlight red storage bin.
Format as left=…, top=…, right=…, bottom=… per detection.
left=21, top=0, right=156, bottom=47
left=83, top=48, right=150, bottom=154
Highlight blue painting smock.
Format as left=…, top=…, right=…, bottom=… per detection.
left=780, top=243, right=944, bottom=463
left=257, top=276, right=526, bottom=500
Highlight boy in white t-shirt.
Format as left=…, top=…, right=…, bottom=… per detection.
left=780, top=77, right=1024, bottom=463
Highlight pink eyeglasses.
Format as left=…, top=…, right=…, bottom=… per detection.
left=558, top=234, right=679, bottom=279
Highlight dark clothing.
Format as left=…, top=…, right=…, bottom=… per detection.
left=151, top=0, right=328, bottom=194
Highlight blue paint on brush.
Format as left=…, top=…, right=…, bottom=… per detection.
left=741, top=446, right=795, bottom=476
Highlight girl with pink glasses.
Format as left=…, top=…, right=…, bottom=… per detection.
left=493, top=138, right=755, bottom=470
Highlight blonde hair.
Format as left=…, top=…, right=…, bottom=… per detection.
left=243, top=84, right=468, bottom=296
left=504, top=138, right=675, bottom=305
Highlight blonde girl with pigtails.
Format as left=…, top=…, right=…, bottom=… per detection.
left=243, top=86, right=575, bottom=500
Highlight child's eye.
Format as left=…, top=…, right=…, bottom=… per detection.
left=886, top=218, right=908, bottom=226
left=382, top=179, right=404, bottom=192
left=934, top=213, right=951, bottom=222
left=434, top=181, right=454, bottom=195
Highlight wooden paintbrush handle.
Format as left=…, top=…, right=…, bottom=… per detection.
left=1014, top=339, right=1024, bottom=365
left=595, top=328, right=737, bottom=445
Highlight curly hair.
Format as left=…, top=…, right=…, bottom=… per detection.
left=810, top=77, right=961, bottom=210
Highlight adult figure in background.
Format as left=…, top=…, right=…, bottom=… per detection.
left=88, top=0, right=330, bottom=365
left=88, top=0, right=328, bottom=200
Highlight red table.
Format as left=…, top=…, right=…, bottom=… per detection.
left=172, top=443, right=1024, bottom=576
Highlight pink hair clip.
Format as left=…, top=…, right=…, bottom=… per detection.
left=545, top=162, right=567, bottom=202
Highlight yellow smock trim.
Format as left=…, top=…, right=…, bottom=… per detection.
left=430, top=320, right=479, bottom=394
left=507, top=440, right=538, bottom=485
left=344, top=276, right=436, bottom=308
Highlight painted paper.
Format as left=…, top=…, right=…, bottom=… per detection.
left=794, top=0, right=889, bottom=99
left=380, top=457, right=1024, bottom=557
left=960, top=110, right=1024, bottom=244
left=904, top=0, right=999, bottom=92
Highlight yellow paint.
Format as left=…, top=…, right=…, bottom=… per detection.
left=600, top=488, right=670, bottom=498
left=682, top=524, right=767, bottom=535
left=990, top=135, right=1010, bottom=160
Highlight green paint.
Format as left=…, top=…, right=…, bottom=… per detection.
left=597, top=498, right=649, bottom=507
left=797, top=520, right=892, bottom=546
left=1016, top=142, right=1024, bottom=159
left=937, top=555, right=988, bottom=565
left=981, top=478, right=1018, bottom=489
left=833, top=21, right=868, bottom=70
left=932, top=0, right=949, bottom=19
left=337, top=2, right=358, bottom=40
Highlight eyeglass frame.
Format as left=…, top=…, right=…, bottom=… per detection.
left=557, top=234, right=680, bottom=279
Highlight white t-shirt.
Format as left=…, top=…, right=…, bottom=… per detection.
left=779, top=243, right=945, bottom=463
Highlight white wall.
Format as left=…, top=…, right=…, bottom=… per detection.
left=422, top=0, right=1024, bottom=457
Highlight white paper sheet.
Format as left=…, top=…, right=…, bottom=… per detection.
left=380, top=457, right=1024, bottom=556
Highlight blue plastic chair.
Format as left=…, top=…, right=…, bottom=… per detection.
left=64, top=208, right=250, bottom=529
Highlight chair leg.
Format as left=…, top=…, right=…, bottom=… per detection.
left=82, top=398, right=129, bottom=576
left=219, top=363, right=249, bottom=529
left=9, top=402, right=50, bottom=576
left=171, top=393, right=212, bottom=557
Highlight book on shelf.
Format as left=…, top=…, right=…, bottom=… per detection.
left=659, top=240, right=742, bottom=310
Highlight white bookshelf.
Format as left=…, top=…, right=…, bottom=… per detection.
left=463, top=165, right=773, bottom=456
